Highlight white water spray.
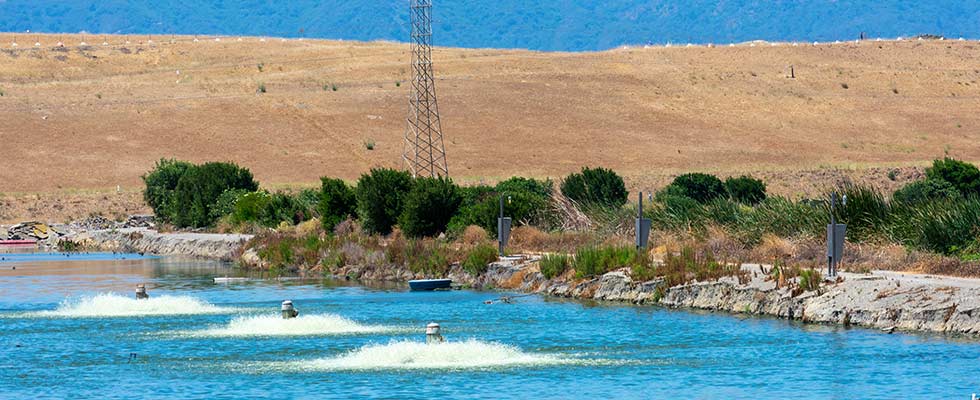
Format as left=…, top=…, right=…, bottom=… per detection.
left=184, top=314, right=397, bottom=337
left=33, top=293, right=238, bottom=318
left=288, top=339, right=574, bottom=371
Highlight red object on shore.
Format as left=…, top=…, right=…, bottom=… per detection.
left=0, top=240, right=38, bottom=246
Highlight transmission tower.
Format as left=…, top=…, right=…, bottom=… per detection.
left=403, top=0, right=449, bottom=177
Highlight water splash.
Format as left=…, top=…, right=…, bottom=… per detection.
left=285, top=339, right=579, bottom=371
left=32, top=293, right=238, bottom=318
left=183, top=314, right=398, bottom=337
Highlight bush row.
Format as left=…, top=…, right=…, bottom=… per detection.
left=647, top=158, right=980, bottom=257
left=143, top=159, right=259, bottom=228
left=144, top=157, right=980, bottom=260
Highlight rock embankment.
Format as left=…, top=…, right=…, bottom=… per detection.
left=69, top=228, right=252, bottom=261
left=1, top=216, right=155, bottom=248
left=327, top=256, right=980, bottom=336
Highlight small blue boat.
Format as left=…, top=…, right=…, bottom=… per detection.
left=408, top=279, right=452, bottom=291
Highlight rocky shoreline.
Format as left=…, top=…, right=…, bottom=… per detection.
left=9, top=217, right=978, bottom=337
left=329, top=256, right=980, bottom=337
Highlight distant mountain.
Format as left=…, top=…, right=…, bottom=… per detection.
left=0, top=1, right=976, bottom=51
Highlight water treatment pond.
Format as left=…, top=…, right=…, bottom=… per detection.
left=0, top=255, right=977, bottom=399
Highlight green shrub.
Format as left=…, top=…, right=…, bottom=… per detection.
left=172, top=162, right=259, bottom=228
left=540, top=253, right=571, bottom=279
left=496, top=177, right=553, bottom=198
left=573, top=245, right=637, bottom=278
left=294, top=189, right=321, bottom=217
left=265, top=192, right=306, bottom=226
left=210, top=188, right=250, bottom=221
left=725, top=175, right=767, bottom=205
left=231, top=191, right=272, bottom=225
left=926, top=157, right=980, bottom=196
left=893, top=179, right=962, bottom=205
left=462, top=243, right=498, bottom=275
left=356, top=168, right=414, bottom=235
left=447, top=183, right=551, bottom=237
left=560, top=167, right=628, bottom=207
left=667, top=173, right=726, bottom=203
left=399, top=177, right=463, bottom=238
left=142, top=159, right=194, bottom=223
left=318, top=178, right=357, bottom=231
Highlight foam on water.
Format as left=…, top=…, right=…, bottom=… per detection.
left=184, top=314, right=397, bottom=337
left=285, top=339, right=579, bottom=371
left=32, top=293, right=237, bottom=318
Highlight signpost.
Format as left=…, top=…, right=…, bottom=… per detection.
left=498, top=195, right=512, bottom=257
left=635, top=192, right=652, bottom=249
left=827, top=193, right=847, bottom=277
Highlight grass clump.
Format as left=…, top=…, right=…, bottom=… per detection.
left=539, top=253, right=572, bottom=279
left=404, top=240, right=450, bottom=276
left=659, top=246, right=745, bottom=287
left=573, top=245, right=637, bottom=278
left=462, top=243, right=498, bottom=275
left=798, top=268, right=822, bottom=292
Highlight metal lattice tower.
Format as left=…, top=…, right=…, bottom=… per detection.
left=403, top=0, right=449, bottom=177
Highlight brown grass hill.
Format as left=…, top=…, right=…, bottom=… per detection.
left=0, top=34, right=978, bottom=198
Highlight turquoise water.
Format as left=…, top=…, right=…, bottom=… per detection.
left=1, top=256, right=978, bottom=399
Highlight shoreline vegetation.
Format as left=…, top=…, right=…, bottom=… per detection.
left=136, top=156, right=980, bottom=277
left=51, top=156, right=980, bottom=335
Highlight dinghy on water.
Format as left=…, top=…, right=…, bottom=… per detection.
left=408, top=279, right=452, bottom=291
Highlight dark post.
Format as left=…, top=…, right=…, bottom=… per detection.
left=827, top=192, right=837, bottom=277
left=499, top=194, right=504, bottom=256
left=498, top=195, right=512, bottom=257
left=635, top=192, right=652, bottom=249
left=827, top=193, right=847, bottom=277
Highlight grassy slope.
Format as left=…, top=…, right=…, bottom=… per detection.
left=0, top=35, right=978, bottom=202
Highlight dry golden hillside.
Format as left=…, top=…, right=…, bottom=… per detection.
left=0, top=34, right=978, bottom=214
